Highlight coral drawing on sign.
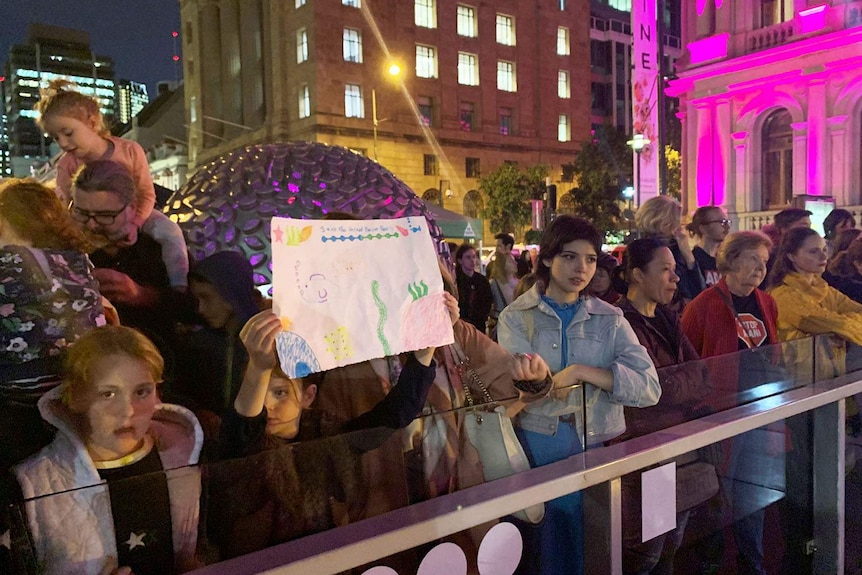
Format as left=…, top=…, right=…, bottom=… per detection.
left=407, top=281, right=429, bottom=301
left=401, top=292, right=451, bottom=352
left=324, top=327, right=353, bottom=361
left=275, top=331, right=321, bottom=378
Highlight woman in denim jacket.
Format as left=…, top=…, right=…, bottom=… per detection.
left=498, top=215, right=660, bottom=575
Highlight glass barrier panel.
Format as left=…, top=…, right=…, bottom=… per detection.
left=7, top=465, right=206, bottom=574
left=659, top=417, right=812, bottom=575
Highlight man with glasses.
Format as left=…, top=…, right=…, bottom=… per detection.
left=71, top=160, right=195, bottom=359
left=687, top=206, right=732, bottom=287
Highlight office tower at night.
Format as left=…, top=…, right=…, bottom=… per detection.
left=1, top=24, right=116, bottom=176
left=117, top=79, right=150, bottom=125
left=179, top=0, right=594, bottom=217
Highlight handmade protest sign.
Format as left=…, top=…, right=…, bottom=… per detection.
left=271, top=216, right=454, bottom=377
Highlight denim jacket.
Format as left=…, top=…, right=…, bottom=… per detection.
left=498, top=284, right=661, bottom=445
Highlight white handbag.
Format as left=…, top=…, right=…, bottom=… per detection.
left=453, top=343, right=545, bottom=524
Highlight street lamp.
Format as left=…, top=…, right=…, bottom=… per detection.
left=372, top=62, right=403, bottom=162
left=627, top=134, right=650, bottom=208
left=621, top=185, right=635, bottom=234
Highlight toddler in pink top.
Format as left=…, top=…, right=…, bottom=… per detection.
left=35, top=79, right=189, bottom=288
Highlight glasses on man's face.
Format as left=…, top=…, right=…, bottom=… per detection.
left=707, top=219, right=732, bottom=227
left=69, top=203, right=129, bottom=226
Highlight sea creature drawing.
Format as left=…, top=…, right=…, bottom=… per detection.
left=275, top=331, right=322, bottom=378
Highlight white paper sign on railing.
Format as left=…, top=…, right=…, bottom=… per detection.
left=271, top=216, right=454, bottom=378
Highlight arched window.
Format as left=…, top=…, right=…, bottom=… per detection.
left=761, top=109, right=793, bottom=209
left=759, top=0, right=793, bottom=28
left=557, top=192, right=577, bottom=215
left=462, top=189, right=483, bottom=218
left=422, top=188, right=441, bottom=205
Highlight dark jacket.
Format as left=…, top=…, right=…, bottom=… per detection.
left=824, top=271, right=862, bottom=305
left=615, top=299, right=709, bottom=439
left=456, top=270, right=493, bottom=332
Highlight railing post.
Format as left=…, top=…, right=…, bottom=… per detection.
left=584, top=479, right=623, bottom=575
left=812, top=398, right=845, bottom=574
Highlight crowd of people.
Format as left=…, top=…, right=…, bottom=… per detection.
left=0, top=80, right=861, bottom=575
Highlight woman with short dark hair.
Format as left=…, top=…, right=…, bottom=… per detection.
left=498, top=214, right=660, bottom=575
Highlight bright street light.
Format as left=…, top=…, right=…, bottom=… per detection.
left=627, top=134, right=651, bottom=208
left=373, top=61, right=403, bottom=161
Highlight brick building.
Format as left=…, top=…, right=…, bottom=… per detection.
left=178, top=0, right=593, bottom=219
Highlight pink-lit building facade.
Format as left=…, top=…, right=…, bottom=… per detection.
left=670, top=1, right=862, bottom=228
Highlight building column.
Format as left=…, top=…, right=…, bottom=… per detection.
left=828, top=115, right=849, bottom=205
left=807, top=80, right=827, bottom=196
left=677, top=110, right=689, bottom=212
left=219, top=0, right=243, bottom=140
left=714, top=98, right=731, bottom=207
left=239, top=0, right=265, bottom=129
left=791, top=121, right=808, bottom=197
left=694, top=101, right=715, bottom=206
left=199, top=0, right=224, bottom=148
left=731, top=130, right=749, bottom=220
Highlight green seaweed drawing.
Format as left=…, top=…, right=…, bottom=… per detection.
left=371, top=280, right=391, bottom=355
left=407, top=280, right=429, bottom=301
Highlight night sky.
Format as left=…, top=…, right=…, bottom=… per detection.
left=1, top=0, right=182, bottom=96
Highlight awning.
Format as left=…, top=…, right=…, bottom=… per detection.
left=423, top=201, right=484, bottom=241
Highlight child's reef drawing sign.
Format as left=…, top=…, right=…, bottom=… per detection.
left=271, top=217, right=454, bottom=377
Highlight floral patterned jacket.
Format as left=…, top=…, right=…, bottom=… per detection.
left=0, top=246, right=104, bottom=374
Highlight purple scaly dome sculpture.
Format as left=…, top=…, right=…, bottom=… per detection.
left=164, top=142, right=443, bottom=286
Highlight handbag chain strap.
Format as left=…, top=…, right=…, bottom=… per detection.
left=450, top=342, right=495, bottom=422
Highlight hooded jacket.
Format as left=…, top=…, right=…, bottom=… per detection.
left=188, top=251, right=260, bottom=326
left=14, top=387, right=203, bottom=575
left=497, top=284, right=661, bottom=445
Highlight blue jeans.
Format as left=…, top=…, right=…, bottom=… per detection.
left=515, top=421, right=585, bottom=575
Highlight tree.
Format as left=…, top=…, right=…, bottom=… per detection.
left=665, top=145, right=681, bottom=201
left=479, top=163, right=549, bottom=239
left=569, top=126, right=632, bottom=234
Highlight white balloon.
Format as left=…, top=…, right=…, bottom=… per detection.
left=417, top=542, right=468, bottom=575
left=477, top=522, right=523, bottom=575
left=360, top=567, right=399, bottom=575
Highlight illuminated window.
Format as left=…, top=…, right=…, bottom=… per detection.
left=415, top=0, right=436, bottom=28
left=761, top=109, right=793, bottom=208
left=557, top=27, right=570, bottom=55
left=458, top=52, right=479, bottom=86
left=759, top=0, right=792, bottom=28
left=497, top=61, right=516, bottom=92
left=499, top=108, right=513, bottom=135
left=460, top=102, right=475, bottom=131
left=559, top=0, right=566, bottom=8
left=463, top=190, right=483, bottom=218
left=417, top=96, right=433, bottom=126
left=296, top=0, right=305, bottom=7
left=297, top=28, right=308, bottom=63
left=558, top=70, right=570, bottom=99
left=457, top=5, right=477, bottom=37
left=344, top=84, right=364, bottom=118
left=496, top=14, right=515, bottom=46
left=299, top=85, right=310, bottom=118
left=424, top=154, right=438, bottom=176
left=343, top=28, right=362, bottom=63
left=343, top=0, right=360, bottom=7
left=415, top=45, right=438, bottom=78
left=558, top=114, right=570, bottom=142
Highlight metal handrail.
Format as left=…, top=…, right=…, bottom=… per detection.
left=190, top=370, right=862, bottom=575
